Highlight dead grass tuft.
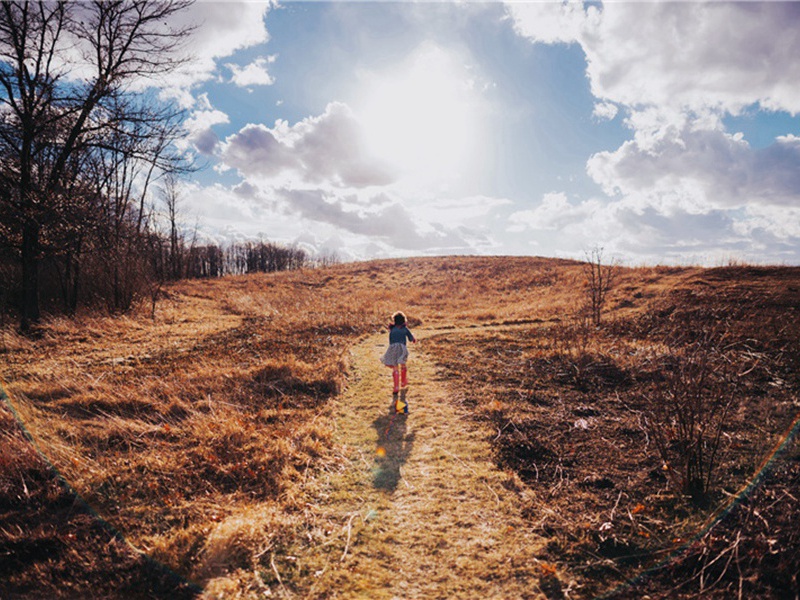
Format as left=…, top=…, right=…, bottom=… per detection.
left=193, top=504, right=300, bottom=581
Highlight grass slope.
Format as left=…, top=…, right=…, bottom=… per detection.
left=1, top=256, right=799, bottom=599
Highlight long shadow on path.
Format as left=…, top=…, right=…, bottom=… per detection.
left=372, top=390, right=415, bottom=492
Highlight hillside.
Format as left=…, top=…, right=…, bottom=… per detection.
left=1, top=256, right=799, bottom=599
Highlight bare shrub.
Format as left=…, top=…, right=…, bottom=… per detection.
left=583, top=246, right=619, bottom=326
left=641, top=322, right=746, bottom=505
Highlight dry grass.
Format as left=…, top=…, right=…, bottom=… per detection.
left=1, top=257, right=799, bottom=598
left=423, top=264, right=800, bottom=598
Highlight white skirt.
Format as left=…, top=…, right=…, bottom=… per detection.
left=380, top=343, right=409, bottom=366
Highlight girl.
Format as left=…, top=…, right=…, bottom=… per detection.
left=380, top=311, right=416, bottom=395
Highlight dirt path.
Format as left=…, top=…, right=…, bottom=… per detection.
left=299, top=331, right=554, bottom=599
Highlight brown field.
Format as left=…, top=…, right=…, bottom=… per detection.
left=1, top=256, right=799, bottom=599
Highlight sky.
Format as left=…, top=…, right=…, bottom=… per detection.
left=162, top=1, right=800, bottom=265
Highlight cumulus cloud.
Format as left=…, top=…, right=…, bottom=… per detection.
left=183, top=95, right=230, bottom=155
left=509, top=192, right=601, bottom=232
left=506, top=1, right=592, bottom=45
left=587, top=124, right=800, bottom=210
left=509, top=195, right=730, bottom=263
left=46, top=3, right=269, bottom=104
left=220, top=102, right=396, bottom=188
left=507, top=2, right=800, bottom=115
left=506, top=1, right=800, bottom=263
left=737, top=204, right=800, bottom=242
left=184, top=182, right=269, bottom=225
left=506, top=188, right=800, bottom=264
left=182, top=181, right=312, bottom=246
left=232, top=181, right=260, bottom=199
left=506, top=1, right=800, bottom=177
left=227, top=56, right=277, bottom=87
left=593, top=102, right=618, bottom=121
left=277, top=189, right=494, bottom=253
left=212, top=94, right=510, bottom=254
left=423, top=195, right=512, bottom=225
left=162, top=2, right=272, bottom=105
left=614, top=202, right=800, bottom=265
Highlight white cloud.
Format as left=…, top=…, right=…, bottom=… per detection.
left=185, top=177, right=504, bottom=256
left=508, top=2, right=800, bottom=116
left=219, top=102, right=396, bottom=188
left=181, top=181, right=309, bottom=246
left=44, top=3, right=269, bottom=105
left=183, top=97, right=230, bottom=155
left=509, top=192, right=600, bottom=232
left=508, top=195, right=714, bottom=263
left=277, top=189, right=491, bottom=253
left=207, top=95, right=513, bottom=254
left=422, top=195, right=512, bottom=224
left=505, top=188, right=800, bottom=265
left=506, top=1, right=593, bottom=46
left=587, top=125, right=800, bottom=211
left=593, top=102, right=618, bottom=121
left=506, top=1, right=800, bottom=264
left=737, top=204, right=800, bottom=241
left=184, top=182, right=269, bottom=225
left=232, top=181, right=259, bottom=199
left=162, top=2, right=272, bottom=105
left=227, top=56, right=277, bottom=87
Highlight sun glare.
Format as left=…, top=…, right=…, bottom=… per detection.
left=355, top=45, right=482, bottom=187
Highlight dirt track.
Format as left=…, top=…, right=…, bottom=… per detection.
left=298, top=331, right=555, bottom=599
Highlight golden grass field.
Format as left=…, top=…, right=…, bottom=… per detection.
left=1, top=256, right=799, bottom=598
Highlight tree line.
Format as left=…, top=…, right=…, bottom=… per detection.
left=1, top=234, right=314, bottom=316
left=0, top=2, right=318, bottom=329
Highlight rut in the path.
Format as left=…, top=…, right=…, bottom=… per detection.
left=300, top=331, right=553, bottom=599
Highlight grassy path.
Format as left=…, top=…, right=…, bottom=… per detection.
left=299, top=331, right=552, bottom=599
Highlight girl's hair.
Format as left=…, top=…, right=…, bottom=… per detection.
left=392, top=311, right=406, bottom=326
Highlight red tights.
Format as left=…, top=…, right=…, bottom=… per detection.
left=390, top=364, right=408, bottom=392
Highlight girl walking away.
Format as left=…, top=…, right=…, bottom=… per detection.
left=380, top=311, right=416, bottom=398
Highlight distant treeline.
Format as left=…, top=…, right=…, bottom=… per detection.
left=166, top=238, right=313, bottom=280
left=0, top=228, right=331, bottom=319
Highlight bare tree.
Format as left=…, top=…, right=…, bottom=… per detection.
left=583, top=245, right=618, bottom=326
left=0, top=0, right=194, bottom=330
left=87, top=102, right=188, bottom=312
left=162, top=174, right=184, bottom=281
